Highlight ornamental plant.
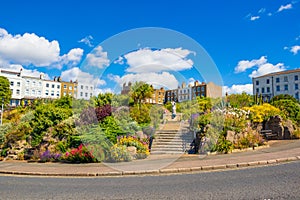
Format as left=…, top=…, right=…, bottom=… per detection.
left=107, top=144, right=131, bottom=162
left=39, top=150, right=61, bottom=162
left=63, top=144, right=96, bottom=163
left=118, top=135, right=150, bottom=157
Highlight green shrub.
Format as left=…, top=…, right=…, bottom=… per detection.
left=107, top=144, right=131, bottom=162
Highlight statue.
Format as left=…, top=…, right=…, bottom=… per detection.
left=171, top=100, right=176, bottom=119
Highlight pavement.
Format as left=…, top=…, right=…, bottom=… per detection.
left=0, top=139, right=300, bottom=177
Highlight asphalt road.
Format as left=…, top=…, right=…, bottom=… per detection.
left=1, top=161, right=300, bottom=200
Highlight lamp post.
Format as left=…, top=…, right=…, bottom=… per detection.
left=1, top=98, right=3, bottom=125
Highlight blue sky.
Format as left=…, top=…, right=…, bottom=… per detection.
left=0, top=0, right=300, bottom=94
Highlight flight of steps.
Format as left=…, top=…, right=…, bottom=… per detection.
left=150, top=116, right=193, bottom=154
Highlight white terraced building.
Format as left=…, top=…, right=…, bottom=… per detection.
left=252, top=68, right=300, bottom=102
left=0, top=68, right=95, bottom=106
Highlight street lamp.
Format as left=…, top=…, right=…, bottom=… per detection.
left=0, top=98, right=4, bottom=125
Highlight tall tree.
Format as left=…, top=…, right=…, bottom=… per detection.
left=227, top=92, right=253, bottom=108
left=129, top=82, right=153, bottom=104
left=0, top=76, right=12, bottom=106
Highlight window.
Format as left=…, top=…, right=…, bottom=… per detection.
left=57, top=85, right=60, bottom=89
left=90, top=93, right=92, bottom=97
left=295, top=83, right=299, bottom=90
left=56, top=92, right=60, bottom=97
left=80, top=92, right=83, bottom=97
left=17, top=82, right=21, bottom=87
left=255, top=80, right=259, bottom=85
left=85, top=93, right=88, bottom=97
left=46, top=83, right=49, bottom=88
left=276, top=85, right=280, bottom=92
left=284, top=84, right=288, bottom=91
left=52, top=84, right=55, bottom=88
left=26, top=80, right=30, bottom=86
left=38, top=90, right=41, bottom=95
left=45, top=90, right=49, bottom=96
left=51, top=91, right=54, bottom=96
left=69, top=86, right=72, bottom=90
left=74, top=86, right=77, bottom=90
left=64, top=84, right=67, bottom=89
left=276, top=77, right=280, bottom=83
left=90, top=86, right=93, bottom=90
left=10, top=81, right=14, bottom=86
left=39, top=82, right=42, bottom=87
left=32, top=81, right=36, bottom=86
left=201, top=87, right=205, bottom=92
left=16, top=89, right=20, bottom=95
left=11, top=89, right=13, bottom=94
left=295, top=75, right=299, bottom=81
left=63, top=92, right=66, bottom=96
left=284, top=76, right=288, bottom=82
left=85, top=86, right=88, bottom=90
left=296, top=92, right=299, bottom=100
left=261, top=88, right=265, bottom=93
left=267, top=87, right=270, bottom=93
left=266, top=79, right=270, bottom=84
left=256, top=88, right=259, bottom=93
left=81, top=85, right=84, bottom=89
left=69, top=92, right=72, bottom=96
left=32, top=90, right=35, bottom=95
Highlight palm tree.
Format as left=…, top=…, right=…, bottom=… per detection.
left=129, top=82, right=153, bottom=105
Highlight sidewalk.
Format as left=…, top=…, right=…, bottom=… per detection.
left=0, top=140, right=300, bottom=177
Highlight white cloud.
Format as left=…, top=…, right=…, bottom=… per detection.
left=235, top=56, right=286, bottom=78
left=223, top=84, right=253, bottom=94
left=0, top=28, right=84, bottom=69
left=235, top=56, right=267, bottom=73
left=117, top=48, right=195, bottom=73
left=0, top=28, right=60, bottom=67
left=108, top=72, right=179, bottom=89
left=290, top=45, right=300, bottom=55
left=250, top=16, right=260, bottom=21
left=78, top=35, right=94, bottom=47
left=258, top=8, right=266, bottom=14
left=59, top=48, right=84, bottom=67
left=249, top=63, right=285, bottom=78
left=86, top=46, right=110, bottom=69
left=61, top=67, right=105, bottom=87
left=278, top=4, right=292, bottom=12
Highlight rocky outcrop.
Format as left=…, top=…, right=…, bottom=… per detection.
left=264, top=115, right=294, bottom=139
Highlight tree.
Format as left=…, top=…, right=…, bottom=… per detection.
left=0, top=76, right=12, bottom=106
left=129, top=82, right=153, bottom=105
left=93, top=93, right=113, bottom=107
left=226, top=92, right=253, bottom=108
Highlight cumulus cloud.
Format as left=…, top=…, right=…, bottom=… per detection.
left=86, top=46, right=110, bottom=69
left=59, top=48, right=84, bottom=67
left=61, top=67, right=105, bottom=87
left=278, top=4, right=292, bottom=12
left=223, top=84, right=253, bottom=94
left=0, top=28, right=84, bottom=69
left=0, top=28, right=60, bottom=67
left=235, top=56, right=267, bottom=73
left=290, top=45, right=300, bottom=55
left=116, top=48, right=195, bottom=73
left=108, top=72, right=179, bottom=89
left=78, top=35, right=94, bottom=47
left=235, top=56, right=286, bottom=78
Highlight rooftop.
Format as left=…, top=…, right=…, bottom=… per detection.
left=254, top=68, right=300, bottom=79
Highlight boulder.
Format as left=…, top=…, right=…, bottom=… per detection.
left=283, top=120, right=294, bottom=139
left=265, top=115, right=284, bottom=139
left=226, top=130, right=235, bottom=143
left=127, top=146, right=137, bottom=159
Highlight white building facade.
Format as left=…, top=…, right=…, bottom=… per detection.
left=77, top=83, right=94, bottom=100
left=177, top=82, right=192, bottom=103
left=42, top=79, right=61, bottom=99
left=252, top=69, right=300, bottom=102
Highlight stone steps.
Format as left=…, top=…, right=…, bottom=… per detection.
left=150, top=119, right=193, bottom=154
